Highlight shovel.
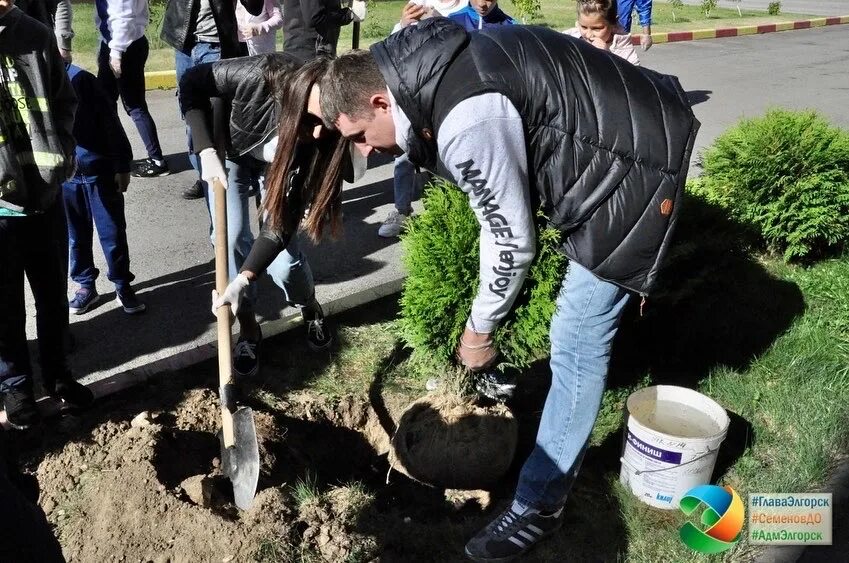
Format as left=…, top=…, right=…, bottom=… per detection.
left=212, top=177, right=260, bottom=511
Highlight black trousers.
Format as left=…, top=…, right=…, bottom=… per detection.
left=0, top=197, right=70, bottom=393
left=97, top=35, right=164, bottom=161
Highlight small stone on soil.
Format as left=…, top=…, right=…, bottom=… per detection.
left=180, top=475, right=215, bottom=507
left=131, top=412, right=151, bottom=428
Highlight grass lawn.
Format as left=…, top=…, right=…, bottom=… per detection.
left=248, top=188, right=849, bottom=560
left=68, top=0, right=811, bottom=73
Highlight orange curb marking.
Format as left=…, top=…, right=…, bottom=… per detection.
left=629, top=14, right=849, bottom=46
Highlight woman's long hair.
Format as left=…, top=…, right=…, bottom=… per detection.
left=262, top=57, right=349, bottom=242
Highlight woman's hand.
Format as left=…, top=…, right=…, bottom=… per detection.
left=199, top=148, right=228, bottom=188
left=212, top=272, right=252, bottom=316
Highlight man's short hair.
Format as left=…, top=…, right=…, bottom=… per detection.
left=320, top=50, right=387, bottom=127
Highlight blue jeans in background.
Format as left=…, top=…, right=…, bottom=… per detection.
left=205, top=158, right=315, bottom=316
left=62, top=174, right=134, bottom=292
left=175, top=42, right=221, bottom=174
left=514, top=261, right=631, bottom=512
left=392, top=154, right=417, bottom=215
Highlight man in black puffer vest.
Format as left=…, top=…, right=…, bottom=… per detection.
left=320, top=19, right=698, bottom=562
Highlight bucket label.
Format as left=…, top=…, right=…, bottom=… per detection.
left=627, top=431, right=682, bottom=464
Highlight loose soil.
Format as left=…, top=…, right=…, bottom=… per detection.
left=11, top=300, right=628, bottom=562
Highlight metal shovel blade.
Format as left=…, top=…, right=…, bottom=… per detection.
left=220, top=406, right=260, bottom=510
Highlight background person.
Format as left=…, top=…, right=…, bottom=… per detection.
left=281, top=0, right=367, bottom=62
left=237, top=0, right=284, bottom=55
left=160, top=0, right=264, bottom=199
left=96, top=0, right=170, bottom=178
left=616, top=0, right=652, bottom=50
left=564, top=0, right=639, bottom=65
left=1, top=0, right=95, bottom=429
left=63, top=62, right=147, bottom=317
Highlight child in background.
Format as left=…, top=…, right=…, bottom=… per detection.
left=63, top=63, right=147, bottom=316
left=564, top=0, right=639, bottom=65
left=237, top=0, right=283, bottom=55
left=448, top=0, right=514, bottom=30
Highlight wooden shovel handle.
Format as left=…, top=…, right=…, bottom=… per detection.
left=213, top=177, right=236, bottom=449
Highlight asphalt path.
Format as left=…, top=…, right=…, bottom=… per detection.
left=22, top=24, right=849, bottom=393
left=679, top=0, right=849, bottom=16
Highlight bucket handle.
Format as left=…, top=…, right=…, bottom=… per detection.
left=620, top=446, right=719, bottom=476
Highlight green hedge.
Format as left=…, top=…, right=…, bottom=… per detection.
left=398, top=178, right=565, bottom=368
left=693, top=109, right=849, bottom=261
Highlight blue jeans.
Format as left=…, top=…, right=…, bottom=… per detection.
left=175, top=42, right=221, bottom=174
left=514, top=262, right=631, bottom=512
left=62, top=174, right=134, bottom=291
left=617, top=0, right=652, bottom=31
left=205, top=158, right=315, bottom=315
left=392, top=154, right=416, bottom=215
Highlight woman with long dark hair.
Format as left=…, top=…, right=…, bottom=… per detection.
left=181, top=55, right=357, bottom=377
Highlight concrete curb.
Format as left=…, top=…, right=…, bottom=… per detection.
left=633, top=15, right=849, bottom=46
left=78, top=275, right=404, bottom=403
left=144, top=15, right=849, bottom=91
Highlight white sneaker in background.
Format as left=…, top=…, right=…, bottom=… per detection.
left=378, top=210, right=410, bottom=238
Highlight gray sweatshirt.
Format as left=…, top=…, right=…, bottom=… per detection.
left=393, top=91, right=536, bottom=334
left=0, top=6, right=77, bottom=214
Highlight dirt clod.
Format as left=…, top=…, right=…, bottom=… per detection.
left=131, top=411, right=151, bottom=428
left=180, top=474, right=214, bottom=507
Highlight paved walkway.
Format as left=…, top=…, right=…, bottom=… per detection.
left=680, top=0, right=849, bottom=16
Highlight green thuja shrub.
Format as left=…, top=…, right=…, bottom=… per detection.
left=694, top=109, right=849, bottom=261
left=398, top=178, right=566, bottom=368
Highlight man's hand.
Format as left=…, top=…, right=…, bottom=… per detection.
left=199, top=148, right=228, bottom=188
left=115, top=172, right=130, bottom=193
left=351, top=0, right=367, bottom=22
left=109, top=54, right=122, bottom=78
left=400, top=1, right=426, bottom=26
left=59, top=48, right=73, bottom=64
left=456, top=327, right=498, bottom=371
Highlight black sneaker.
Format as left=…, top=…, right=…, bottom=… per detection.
left=116, top=286, right=146, bottom=314
left=2, top=384, right=40, bottom=430
left=303, top=302, right=332, bottom=351
left=51, top=379, right=95, bottom=412
left=465, top=501, right=564, bottom=562
left=233, top=332, right=261, bottom=377
left=69, top=286, right=99, bottom=315
left=131, top=158, right=170, bottom=178
left=474, top=368, right=518, bottom=402
left=182, top=179, right=205, bottom=200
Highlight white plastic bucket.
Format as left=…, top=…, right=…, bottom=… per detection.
left=619, top=385, right=730, bottom=510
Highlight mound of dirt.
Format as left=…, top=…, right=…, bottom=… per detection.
left=389, top=394, right=518, bottom=490
left=36, top=390, right=291, bottom=562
